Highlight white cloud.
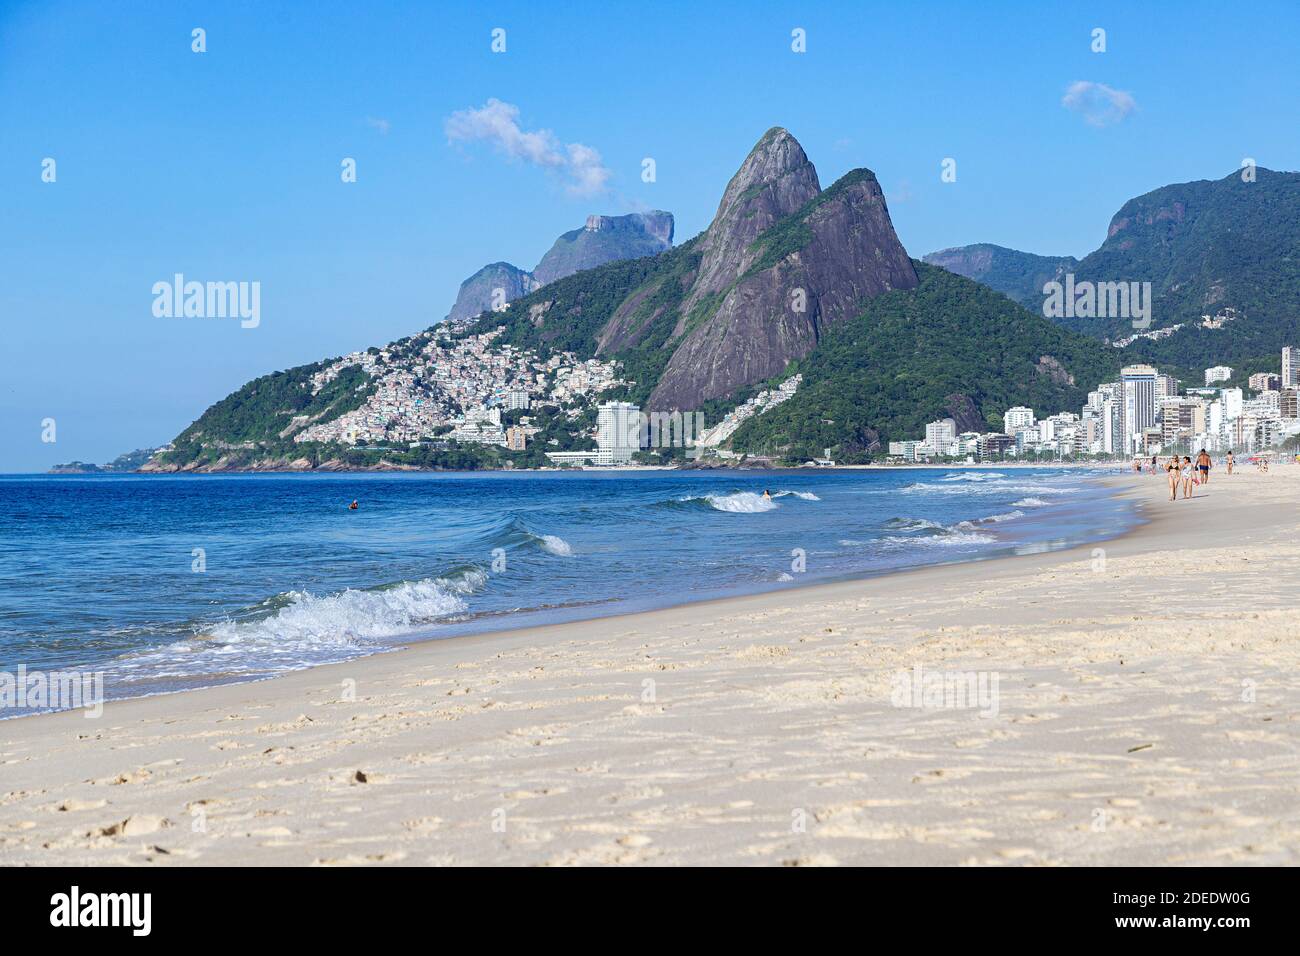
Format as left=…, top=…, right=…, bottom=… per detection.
left=1061, top=81, right=1137, bottom=128
left=444, top=99, right=611, bottom=197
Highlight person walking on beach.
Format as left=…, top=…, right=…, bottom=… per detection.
left=1181, top=456, right=1194, bottom=499
left=1226, top=450, right=1234, bottom=475
left=1133, top=457, right=1142, bottom=474
left=1196, top=449, right=1212, bottom=486
left=1165, top=457, right=1180, bottom=501
left=1151, top=455, right=1158, bottom=476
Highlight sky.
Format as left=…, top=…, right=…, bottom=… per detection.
left=2, top=0, right=1297, bottom=472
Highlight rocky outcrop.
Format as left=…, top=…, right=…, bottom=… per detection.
left=637, top=129, right=917, bottom=411
left=533, top=212, right=674, bottom=284
left=445, top=213, right=675, bottom=324
left=942, top=393, right=986, bottom=434
left=445, top=262, right=541, bottom=325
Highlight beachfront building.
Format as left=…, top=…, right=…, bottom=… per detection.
left=888, top=440, right=926, bottom=462
left=1003, top=406, right=1035, bottom=434
left=1121, top=365, right=1159, bottom=456
left=1155, top=374, right=1180, bottom=405
left=977, top=433, right=1015, bottom=460
left=888, top=355, right=1290, bottom=463
left=925, top=418, right=957, bottom=451
left=1160, top=397, right=1205, bottom=450
left=596, top=401, right=643, bottom=465
left=1282, top=346, right=1298, bottom=388
left=1249, top=372, right=1281, bottom=393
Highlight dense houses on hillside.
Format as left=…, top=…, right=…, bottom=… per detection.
left=697, top=375, right=802, bottom=449
left=293, top=328, right=623, bottom=449
left=890, top=347, right=1300, bottom=462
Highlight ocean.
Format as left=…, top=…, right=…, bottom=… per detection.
left=0, top=467, right=1137, bottom=714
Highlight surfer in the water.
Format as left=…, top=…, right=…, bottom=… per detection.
left=762, top=489, right=772, bottom=501
left=348, top=500, right=359, bottom=510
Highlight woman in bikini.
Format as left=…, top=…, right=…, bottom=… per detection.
left=1166, top=457, right=1180, bottom=501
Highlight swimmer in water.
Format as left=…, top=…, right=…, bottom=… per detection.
left=762, top=489, right=772, bottom=501
left=349, top=500, right=359, bottom=510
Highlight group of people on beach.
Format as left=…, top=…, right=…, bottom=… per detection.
left=1131, top=449, right=1217, bottom=501
left=1134, top=449, right=1220, bottom=500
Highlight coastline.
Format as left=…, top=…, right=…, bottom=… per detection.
left=3, top=469, right=1297, bottom=865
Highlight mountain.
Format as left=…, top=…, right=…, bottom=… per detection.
left=445, top=263, right=541, bottom=325
left=922, top=244, right=1077, bottom=312
left=147, top=126, right=1129, bottom=471
left=533, top=212, right=674, bottom=284
left=443, top=212, right=674, bottom=324
left=642, top=131, right=918, bottom=410
left=729, top=262, right=1120, bottom=460
left=925, top=169, right=1300, bottom=378
left=488, top=127, right=918, bottom=411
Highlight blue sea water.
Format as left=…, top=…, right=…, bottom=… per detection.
left=0, top=468, right=1137, bottom=711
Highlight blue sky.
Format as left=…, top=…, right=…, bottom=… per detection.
left=2, top=0, right=1297, bottom=471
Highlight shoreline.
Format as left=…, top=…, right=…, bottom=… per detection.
left=31, top=459, right=1142, bottom=477
left=5, top=469, right=1138, bottom=715
left=3, top=469, right=1297, bottom=865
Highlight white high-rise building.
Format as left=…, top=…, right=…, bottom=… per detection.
left=1099, top=398, right=1119, bottom=455
left=595, top=401, right=642, bottom=465
left=1003, top=406, right=1035, bottom=434
left=1121, top=365, right=1159, bottom=455
left=1205, top=366, right=1233, bottom=385
left=1222, top=387, right=1244, bottom=420
left=925, top=418, right=957, bottom=451
left=1283, top=346, right=1298, bottom=388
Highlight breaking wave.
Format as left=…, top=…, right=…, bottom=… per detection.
left=116, top=569, right=490, bottom=680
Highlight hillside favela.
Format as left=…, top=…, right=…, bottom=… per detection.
left=3, top=0, right=1300, bottom=910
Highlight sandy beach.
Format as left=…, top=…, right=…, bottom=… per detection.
left=2, top=467, right=1297, bottom=867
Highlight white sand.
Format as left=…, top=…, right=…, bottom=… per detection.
left=2, top=468, right=1298, bottom=866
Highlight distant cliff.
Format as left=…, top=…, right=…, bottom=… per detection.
left=923, top=169, right=1300, bottom=376
left=444, top=211, right=675, bottom=324
left=922, top=244, right=1077, bottom=312
left=445, top=262, right=541, bottom=325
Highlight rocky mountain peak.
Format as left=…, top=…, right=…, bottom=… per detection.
left=584, top=211, right=675, bottom=247
left=714, top=127, right=819, bottom=221
left=643, top=143, right=917, bottom=411
left=686, top=128, right=822, bottom=310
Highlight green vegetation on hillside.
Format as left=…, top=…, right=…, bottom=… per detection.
left=156, top=363, right=374, bottom=467
left=731, top=263, right=1122, bottom=462
left=468, top=238, right=703, bottom=406
left=922, top=243, right=1078, bottom=311
left=1068, top=169, right=1300, bottom=368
